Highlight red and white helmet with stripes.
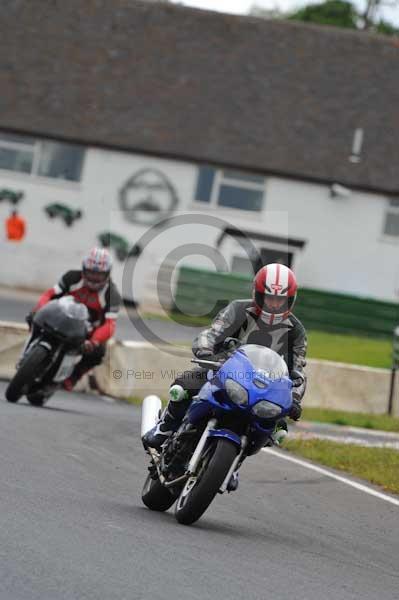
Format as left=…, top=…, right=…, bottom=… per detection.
left=253, top=263, right=297, bottom=325
left=82, top=247, right=112, bottom=290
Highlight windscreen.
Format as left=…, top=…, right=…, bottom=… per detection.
left=240, top=344, right=288, bottom=380
left=58, top=296, right=89, bottom=321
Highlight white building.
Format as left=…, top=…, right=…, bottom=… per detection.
left=0, top=132, right=398, bottom=303
left=1, top=1, right=398, bottom=304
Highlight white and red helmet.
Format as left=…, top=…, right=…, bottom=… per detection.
left=253, top=263, right=297, bottom=325
left=82, top=247, right=112, bottom=290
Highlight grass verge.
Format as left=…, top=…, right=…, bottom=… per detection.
left=284, top=438, right=399, bottom=495
left=302, top=407, right=399, bottom=433
left=306, top=330, right=391, bottom=369
left=125, top=396, right=143, bottom=406
left=143, top=312, right=392, bottom=369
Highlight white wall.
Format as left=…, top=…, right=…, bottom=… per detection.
left=265, top=178, right=399, bottom=302
left=0, top=147, right=198, bottom=301
left=1, top=144, right=398, bottom=303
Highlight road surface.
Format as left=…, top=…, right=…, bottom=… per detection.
left=1, top=383, right=398, bottom=600
left=0, top=289, right=198, bottom=343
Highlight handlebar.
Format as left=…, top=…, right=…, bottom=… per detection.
left=191, top=358, right=224, bottom=369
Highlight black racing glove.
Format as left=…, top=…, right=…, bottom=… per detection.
left=25, top=312, right=34, bottom=329
left=290, top=370, right=305, bottom=389
left=290, top=370, right=305, bottom=422
left=222, top=337, right=241, bottom=352
left=289, top=398, right=302, bottom=421
left=195, top=349, right=214, bottom=359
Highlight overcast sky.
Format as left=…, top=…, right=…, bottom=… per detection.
left=170, top=0, right=399, bottom=26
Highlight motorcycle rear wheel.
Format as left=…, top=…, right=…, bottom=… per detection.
left=6, top=345, right=49, bottom=404
left=27, top=392, right=46, bottom=407
left=175, top=438, right=238, bottom=526
left=141, top=473, right=179, bottom=512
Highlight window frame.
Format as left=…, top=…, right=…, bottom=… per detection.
left=194, top=166, right=266, bottom=214
left=0, top=132, right=85, bottom=184
left=382, top=198, right=399, bottom=241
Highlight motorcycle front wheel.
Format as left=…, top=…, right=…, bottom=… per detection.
left=175, top=438, right=238, bottom=526
left=5, top=345, right=49, bottom=404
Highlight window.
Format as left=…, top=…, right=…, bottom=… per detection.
left=195, top=166, right=265, bottom=212
left=0, top=134, right=35, bottom=174
left=0, top=132, right=85, bottom=182
left=383, top=199, right=399, bottom=238
left=37, top=141, right=84, bottom=181
left=195, top=166, right=215, bottom=202
left=231, top=248, right=293, bottom=276
left=231, top=255, right=252, bottom=274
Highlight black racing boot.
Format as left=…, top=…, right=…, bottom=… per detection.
left=142, top=385, right=188, bottom=451
left=270, top=418, right=288, bottom=446
left=226, top=471, right=239, bottom=492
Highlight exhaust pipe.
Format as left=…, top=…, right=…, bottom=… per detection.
left=141, top=395, right=162, bottom=438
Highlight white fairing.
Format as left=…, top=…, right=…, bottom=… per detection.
left=141, top=395, right=162, bottom=437
left=58, top=296, right=90, bottom=321
left=53, top=353, right=82, bottom=382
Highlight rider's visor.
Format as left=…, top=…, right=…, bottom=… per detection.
left=263, top=293, right=288, bottom=314
left=83, top=269, right=109, bottom=288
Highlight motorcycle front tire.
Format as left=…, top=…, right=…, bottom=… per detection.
left=175, top=438, right=238, bottom=526
left=5, top=345, right=49, bottom=404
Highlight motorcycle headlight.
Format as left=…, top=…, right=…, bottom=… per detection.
left=254, top=378, right=268, bottom=389
left=225, top=379, right=248, bottom=406
left=252, top=401, right=282, bottom=419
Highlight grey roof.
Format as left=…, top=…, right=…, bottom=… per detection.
left=1, top=0, right=398, bottom=193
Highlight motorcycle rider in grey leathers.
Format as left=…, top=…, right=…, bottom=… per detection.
left=144, top=263, right=307, bottom=452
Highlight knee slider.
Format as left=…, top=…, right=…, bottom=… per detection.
left=168, top=384, right=187, bottom=403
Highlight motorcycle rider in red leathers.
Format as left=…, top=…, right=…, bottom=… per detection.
left=30, top=247, right=121, bottom=390
left=143, top=263, right=307, bottom=452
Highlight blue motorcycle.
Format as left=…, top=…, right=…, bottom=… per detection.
left=141, top=343, right=294, bottom=526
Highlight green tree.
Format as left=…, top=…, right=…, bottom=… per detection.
left=288, top=0, right=358, bottom=28
left=375, top=18, right=399, bottom=35
left=250, top=0, right=399, bottom=35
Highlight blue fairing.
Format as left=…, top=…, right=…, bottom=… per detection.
left=188, top=394, right=215, bottom=422
left=208, top=429, right=242, bottom=447
left=187, top=344, right=293, bottom=451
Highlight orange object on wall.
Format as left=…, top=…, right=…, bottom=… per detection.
left=6, top=211, right=26, bottom=241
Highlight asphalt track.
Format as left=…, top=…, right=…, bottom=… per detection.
left=1, top=383, right=398, bottom=600
left=0, top=292, right=197, bottom=344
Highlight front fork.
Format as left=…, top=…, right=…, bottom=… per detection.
left=17, top=332, right=63, bottom=382
left=17, top=329, right=36, bottom=367
left=148, top=418, right=246, bottom=492
left=219, top=435, right=247, bottom=494
left=184, top=419, right=247, bottom=495
left=187, top=418, right=217, bottom=474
